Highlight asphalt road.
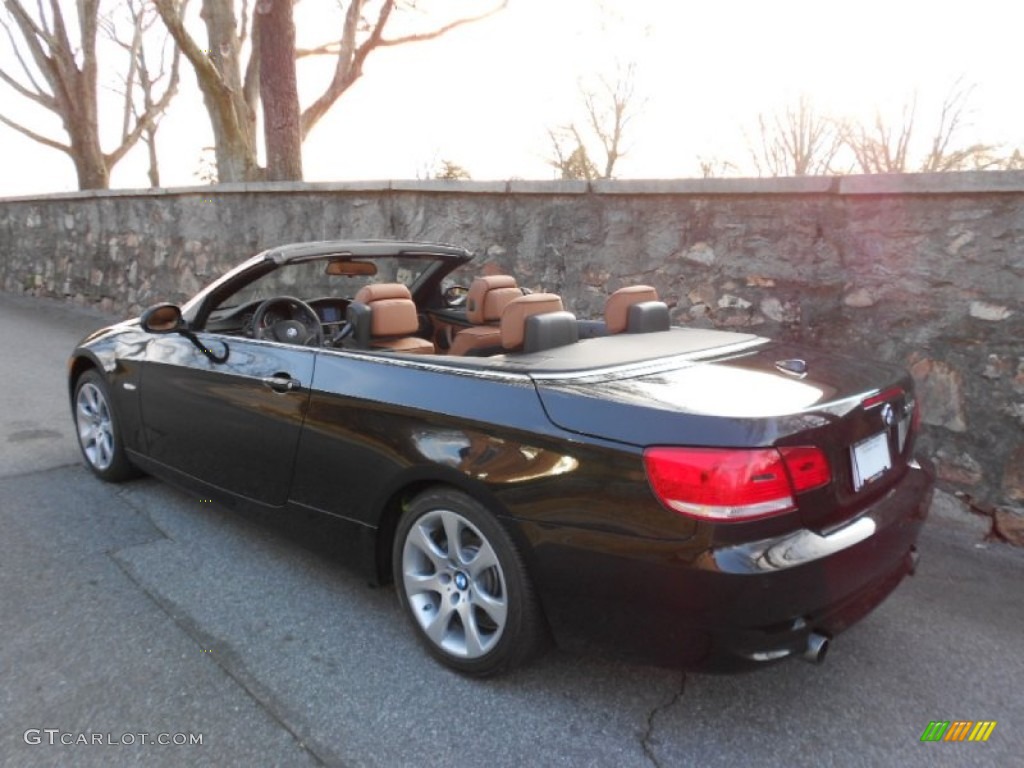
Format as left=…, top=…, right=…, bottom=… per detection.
left=1, top=290, right=1021, bottom=768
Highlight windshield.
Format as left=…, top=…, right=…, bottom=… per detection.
left=212, top=256, right=437, bottom=312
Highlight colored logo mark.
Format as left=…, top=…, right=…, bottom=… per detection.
left=920, top=721, right=996, bottom=742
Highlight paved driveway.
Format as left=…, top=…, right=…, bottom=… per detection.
left=1, top=291, right=1021, bottom=767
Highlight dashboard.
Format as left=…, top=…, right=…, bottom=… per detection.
left=206, top=297, right=351, bottom=339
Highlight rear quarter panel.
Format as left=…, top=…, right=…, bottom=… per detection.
left=290, top=350, right=697, bottom=541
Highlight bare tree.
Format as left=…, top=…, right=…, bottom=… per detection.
left=697, top=155, right=737, bottom=179
left=998, top=148, right=1024, bottom=170
left=547, top=62, right=641, bottom=180
left=919, top=80, right=998, bottom=171
left=436, top=159, right=470, bottom=180
left=546, top=126, right=598, bottom=181
left=153, top=0, right=261, bottom=182
left=155, top=0, right=507, bottom=182
left=839, top=98, right=915, bottom=173
left=840, top=80, right=998, bottom=173
left=0, top=0, right=183, bottom=189
left=102, top=0, right=186, bottom=187
left=748, top=93, right=843, bottom=177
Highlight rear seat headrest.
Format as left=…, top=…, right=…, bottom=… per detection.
left=500, top=293, right=564, bottom=350
left=466, top=275, right=519, bottom=324
left=605, top=285, right=659, bottom=334
left=627, top=301, right=670, bottom=333
left=524, top=311, right=579, bottom=353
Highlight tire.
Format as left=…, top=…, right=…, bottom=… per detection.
left=393, top=488, right=547, bottom=676
left=73, top=370, right=139, bottom=482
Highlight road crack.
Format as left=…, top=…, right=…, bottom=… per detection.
left=641, top=671, right=686, bottom=768
left=108, top=543, right=339, bottom=767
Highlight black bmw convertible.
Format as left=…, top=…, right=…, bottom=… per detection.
left=68, top=240, right=934, bottom=676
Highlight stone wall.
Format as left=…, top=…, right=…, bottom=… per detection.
left=1, top=174, right=1022, bottom=534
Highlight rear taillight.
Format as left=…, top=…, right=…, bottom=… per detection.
left=778, top=446, right=831, bottom=492
left=643, top=446, right=831, bottom=522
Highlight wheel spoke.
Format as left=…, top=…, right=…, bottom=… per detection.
left=77, top=415, right=92, bottom=442
left=406, top=521, right=448, bottom=570
left=424, top=600, right=456, bottom=646
left=460, top=603, right=486, bottom=657
left=403, top=569, right=444, bottom=597
left=86, top=385, right=100, bottom=413
left=466, top=545, right=498, bottom=579
left=77, top=399, right=93, bottom=424
left=441, top=510, right=466, bottom=564
left=472, top=589, right=507, bottom=628
left=97, top=432, right=112, bottom=466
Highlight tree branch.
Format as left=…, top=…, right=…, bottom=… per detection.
left=5, top=0, right=61, bottom=95
left=300, top=0, right=508, bottom=138
left=237, top=0, right=250, bottom=45
left=0, top=111, right=69, bottom=152
left=377, top=0, right=507, bottom=47
left=105, top=2, right=185, bottom=169
left=0, top=14, right=51, bottom=101
left=0, top=62, right=55, bottom=108
left=300, top=0, right=371, bottom=138
left=119, top=6, right=144, bottom=143
left=152, top=0, right=227, bottom=97
left=242, top=11, right=260, bottom=116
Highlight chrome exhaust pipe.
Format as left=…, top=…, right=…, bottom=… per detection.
left=802, top=632, right=830, bottom=664
left=907, top=547, right=920, bottom=576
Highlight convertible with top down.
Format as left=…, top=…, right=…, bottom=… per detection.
left=68, top=240, right=934, bottom=676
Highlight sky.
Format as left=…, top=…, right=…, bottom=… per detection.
left=1, top=0, right=1022, bottom=196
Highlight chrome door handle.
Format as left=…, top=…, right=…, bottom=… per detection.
left=261, top=374, right=301, bottom=393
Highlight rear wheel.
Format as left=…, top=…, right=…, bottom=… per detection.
left=393, top=488, right=546, bottom=676
left=73, top=370, right=138, bottom=482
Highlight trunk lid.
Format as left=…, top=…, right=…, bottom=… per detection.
left=533, top=339, right=918, bottom=531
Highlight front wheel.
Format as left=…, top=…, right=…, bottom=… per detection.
left=73, top=370, right=139, bottom=482
left=393, top=488, right=547, bottom=676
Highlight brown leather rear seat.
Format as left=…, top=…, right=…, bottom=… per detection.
left=450, top=275, right=523, bottom=356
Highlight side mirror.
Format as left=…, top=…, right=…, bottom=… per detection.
left=141, top=303, right=183, bottom=334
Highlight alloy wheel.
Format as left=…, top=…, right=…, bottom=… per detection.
left=76, top=381, right=115, bottom=471
left=401, top=507, right=509, bottom=659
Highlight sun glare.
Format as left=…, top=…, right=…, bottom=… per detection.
left=0, top=0, right=1021, bottom=193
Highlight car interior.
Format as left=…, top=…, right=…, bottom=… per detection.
left=201, top=255, right=672, bottom=359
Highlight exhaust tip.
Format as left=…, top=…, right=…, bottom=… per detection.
left=802, top=632, right=830, bottom=664
left=907, top=547, right=920, bottom=576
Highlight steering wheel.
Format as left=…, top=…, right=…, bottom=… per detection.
left=251, top=296, right=324, bottom=347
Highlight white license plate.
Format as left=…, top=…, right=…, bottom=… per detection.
left=851, top=432, right=892, bottom=491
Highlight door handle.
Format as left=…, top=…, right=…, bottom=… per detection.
left=261, top=374, right=302, bottom=393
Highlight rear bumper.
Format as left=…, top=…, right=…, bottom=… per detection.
left=524, top=457, right=934, bottom=671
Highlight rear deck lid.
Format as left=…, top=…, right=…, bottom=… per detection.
left=533, top=335, right=918, bottom=530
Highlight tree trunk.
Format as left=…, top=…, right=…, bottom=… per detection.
left=67, top=54, right=110, bottom=190
left=258, top=0, right=302, bottom=181
left=146, top=131, right=160, bottom=188
left=71, top=144, right=110, bottom=190
left=198, top=0, right=260, bottom=182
